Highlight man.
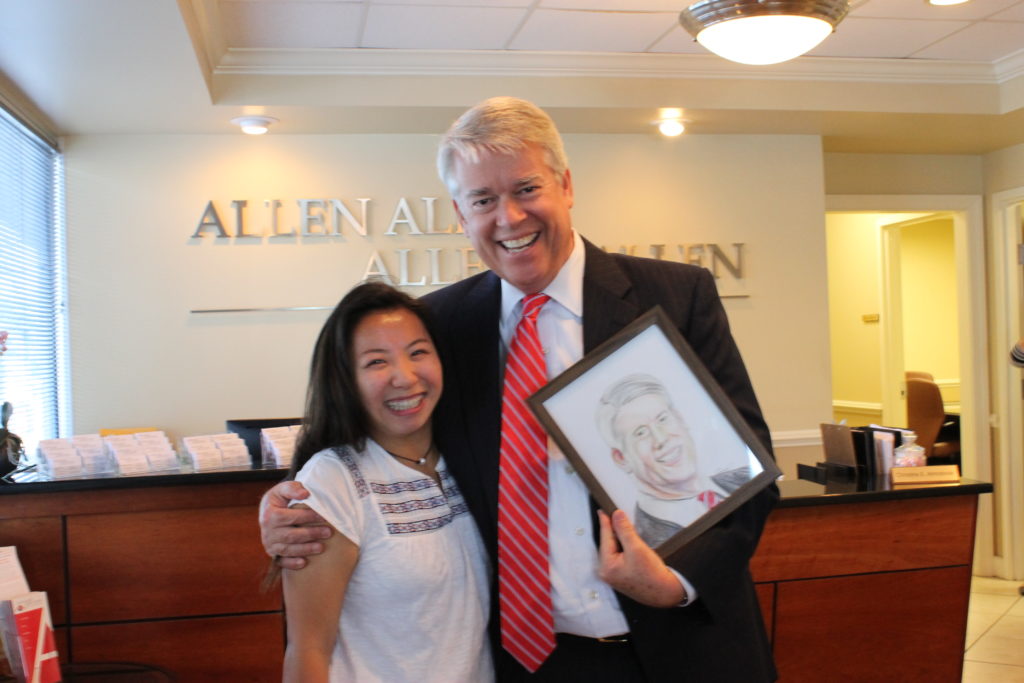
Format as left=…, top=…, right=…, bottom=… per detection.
left=261, top=96, right=778, bottom=681
left=596, top=373, right=750, bottom=548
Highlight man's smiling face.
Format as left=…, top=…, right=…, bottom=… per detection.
left=450, top=142, right=574, bottom=294
left=612, top=394, right=700, bottom=500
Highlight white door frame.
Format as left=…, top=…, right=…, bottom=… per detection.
left=827, top=194, right=992, bottom=574
left=989, top=187, right=1024, bottom=580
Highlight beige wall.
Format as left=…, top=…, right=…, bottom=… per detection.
left=64, top=132, right=832, bottom=445
left=984, top=142, right=1024, bottom=194
left=824, top=153, right=983, bottom=196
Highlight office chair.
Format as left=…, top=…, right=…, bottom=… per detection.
left=906, top=377, right=960, bottom=467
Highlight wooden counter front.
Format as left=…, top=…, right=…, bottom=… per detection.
left=0, top=471, right=284, bottom=682
left=752, top=482, right=987, bottom=682
left=0, top=470, right=990, bottom=682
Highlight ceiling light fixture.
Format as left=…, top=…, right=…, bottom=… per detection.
left=679, top=0, right=851, bottom=66
left=927, top=0, right=970, bottom=5
left=655, top=108, right=686, bottom=137
left=230, top=115, right=278, bottom=135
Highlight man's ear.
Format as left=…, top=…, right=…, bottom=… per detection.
left=611, top=448, right=630, bottom=472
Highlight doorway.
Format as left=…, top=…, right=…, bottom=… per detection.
left=825, top=194, right=992, bottom=572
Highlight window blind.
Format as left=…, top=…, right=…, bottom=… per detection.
left=0, top=105, right=69, bottom=455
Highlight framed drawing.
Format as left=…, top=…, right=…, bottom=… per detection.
left=528, top=306, right=780, bottom=558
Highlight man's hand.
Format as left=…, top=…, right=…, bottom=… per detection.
left=597, top=509, right=686, bottom=608
left=259, top=480, right=332, bottom=570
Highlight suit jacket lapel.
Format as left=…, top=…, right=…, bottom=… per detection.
left=581, top=239, right=643, bottom=352
left=446, top=272, right=503, bottom=532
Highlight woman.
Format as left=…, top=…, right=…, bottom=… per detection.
left=281, top=281, right=492, bottom=682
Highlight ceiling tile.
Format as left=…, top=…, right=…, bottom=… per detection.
left=539, top=0, right=687, bottom=9
left=362, top=5, right=526, bottom=49
left=510, top=9, right=678, bottom=52
left=852, top=0, right=1022, bottom=20
left=992, top=3, right=1024, bottom=20
left=648, top=25, right=712, bottom=54
left=219, top=1, right=364, bottom=48
left=809, top=17, right=970, bottom=59
left=913, top=20, right=1024, bottom=60
left=369, top=0, right=533, bottom=6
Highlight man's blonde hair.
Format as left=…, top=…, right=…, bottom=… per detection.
left=437, top=96, right=569, bottom=196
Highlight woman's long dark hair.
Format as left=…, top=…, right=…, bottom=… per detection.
left=287, top=281, right=435, bottom=478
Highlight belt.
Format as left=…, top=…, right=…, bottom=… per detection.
left=556, top=632, right=630, bottom=645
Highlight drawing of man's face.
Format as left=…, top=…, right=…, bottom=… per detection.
left=611, top=393, right=700, bottom=500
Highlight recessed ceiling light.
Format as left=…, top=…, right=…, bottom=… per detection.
left=230, top=116, right=278, bottom=135
left=928, top=0, right=970, bottom=6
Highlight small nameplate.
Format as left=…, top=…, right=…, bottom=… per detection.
left=891, top=465, right=961, bottom=485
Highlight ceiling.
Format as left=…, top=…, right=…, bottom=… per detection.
left=2, top=0, right=1024, bottom=153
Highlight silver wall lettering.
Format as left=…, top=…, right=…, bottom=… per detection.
left=298, top=199, right=328, bottom=236
left=362, top=251, right=392, bottom=284
left=681, top=244, right=704, bottom=267
left=329, top=198, right=369, bottom=236
left=232, top=200, right=260, bottom=237
left=395, top=249, right=427, bottom=286
left=426, top=247, right=455, bottom=286
left=192, top=201, right=230, bottom=238
left=459, top=247, right=486, bottom=280
left=263, top=199, right=284, bottom=236
left=709, top=243, right=744, bottom=279
left=385, top=197, right=423, bottom=235
left=649, top=244, right=665, bottom=260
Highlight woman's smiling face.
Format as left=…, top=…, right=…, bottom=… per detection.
left=351, top=308, right=442, bottom=450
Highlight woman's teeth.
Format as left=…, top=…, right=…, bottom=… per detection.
left=386, top=396, right=423, bottom=411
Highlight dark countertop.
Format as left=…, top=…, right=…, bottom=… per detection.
left=0, top=463, right=289, bottom=495
left=777, top=476, right=992, bottom=508
left=1, top=461, right=993, bottom=508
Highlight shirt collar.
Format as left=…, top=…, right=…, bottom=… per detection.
left=501, top=230, right=585, bottom=322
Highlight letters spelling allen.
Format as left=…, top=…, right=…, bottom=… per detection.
left=191, top=197, right=746, bottom=288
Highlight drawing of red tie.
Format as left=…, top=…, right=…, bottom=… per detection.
left=498, top=293, right=555, bottom=672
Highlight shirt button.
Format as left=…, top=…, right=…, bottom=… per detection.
left=542, top=347, right=549, bottom=354
left=564, top=464, right=574, bottom=475
left=575, top=527, right=585, bottom=536
left=589, top=591, right=599, bottom=601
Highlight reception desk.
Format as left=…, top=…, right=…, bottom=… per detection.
left=0, top=468, right=991, bottom=682
left=755, top=477, right=992, bottom=682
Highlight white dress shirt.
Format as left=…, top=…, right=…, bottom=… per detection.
left=499, top=231, right=694, bottom=638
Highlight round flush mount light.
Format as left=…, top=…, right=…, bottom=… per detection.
left=655, top=108, right=686, bottom=137
left=679, top=0, right=851, bottom=66
left=928, top=0, right=970, bottom=5
left=230, top=116, right=278, bottom=135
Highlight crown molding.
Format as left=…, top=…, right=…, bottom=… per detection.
left=215, top=47, right=1002, bottom=86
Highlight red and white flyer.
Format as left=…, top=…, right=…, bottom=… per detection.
left=0, top=548, right=60, bottom=683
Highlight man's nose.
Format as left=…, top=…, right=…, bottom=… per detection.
left=497, top=196, right=526, bottom=227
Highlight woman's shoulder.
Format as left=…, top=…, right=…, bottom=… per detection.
left=295, top=445, right=370, bottom=492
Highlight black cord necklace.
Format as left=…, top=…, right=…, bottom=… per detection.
left=385, top=442, right=434, bottom=466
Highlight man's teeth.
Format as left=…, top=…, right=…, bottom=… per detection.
left=386, top=396, right=423, bottom=411
left=501, top=233, right=538, bottom=252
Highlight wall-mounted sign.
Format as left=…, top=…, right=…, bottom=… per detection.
left=190, top=198, right=746, bottom=292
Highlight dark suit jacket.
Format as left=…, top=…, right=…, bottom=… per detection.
left=423, top=239, right=778, bottom=682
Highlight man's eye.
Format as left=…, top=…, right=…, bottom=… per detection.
left=633, top=426, right=650, bottom=439
left=472, top=197, right=494, bottom=209
left=518, top=185, right=539, bottom=196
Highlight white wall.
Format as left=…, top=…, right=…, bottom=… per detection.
left=64, top=132, right=831, bottom=445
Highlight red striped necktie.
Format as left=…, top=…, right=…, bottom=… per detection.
left=498, top=292, right=555, bottom=672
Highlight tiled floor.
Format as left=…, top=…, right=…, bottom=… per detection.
left=963, top=577, right=1024, bottom=682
